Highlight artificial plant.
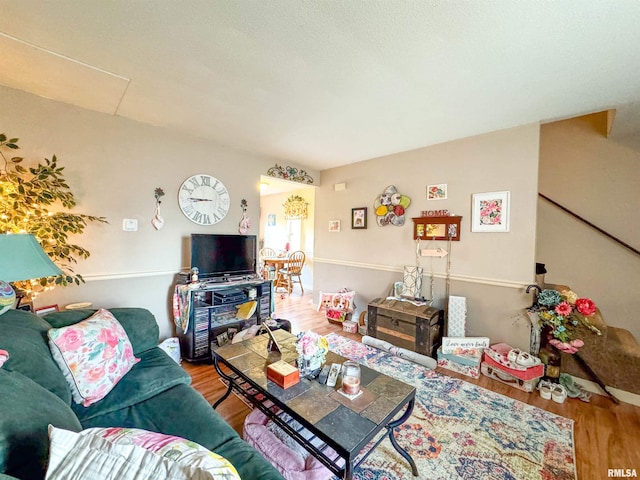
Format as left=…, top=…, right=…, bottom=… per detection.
left=0, top=133, right=107, bottom=294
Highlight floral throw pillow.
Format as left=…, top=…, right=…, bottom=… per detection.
left=46, top=426, right=240, bottom=480
left=48, top=308, right=139, bottom=407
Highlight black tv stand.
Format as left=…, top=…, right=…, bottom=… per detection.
left=201, top=274, right=261, bottom=285
left=176, top=278, right=272, bottom=362
left=201, top=276, right=231, bottom=284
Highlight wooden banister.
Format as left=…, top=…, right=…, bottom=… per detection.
left=539, top=193, right=640, bottom=257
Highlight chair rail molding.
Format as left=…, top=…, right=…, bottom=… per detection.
left=313, top=257, right=528, bottom=290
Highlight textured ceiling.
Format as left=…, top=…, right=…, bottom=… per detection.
left=1, top=1, right=639, bottom=170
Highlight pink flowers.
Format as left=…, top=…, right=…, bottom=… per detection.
left=532, top=288, right=601, bottom=353
left=297, top=334, right=318, bottom=356
left=479, top=200, right=502, bottom=225
left=548, top=338, right=584, bottom=354
left=555, top=302, right=572, bottom=316
left=57, top=328, right=85, bottom=351
left=98, top=327, right=120, bottom=348
left=296, top=331, right=329, bottom=363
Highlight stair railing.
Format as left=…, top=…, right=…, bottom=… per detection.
left=539, top=193, right=639, bottom=257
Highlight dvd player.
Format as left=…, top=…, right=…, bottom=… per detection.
left=213, top=288, right=247, bottom=305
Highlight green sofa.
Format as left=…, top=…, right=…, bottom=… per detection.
left=0, top=307, right=284, bottom=480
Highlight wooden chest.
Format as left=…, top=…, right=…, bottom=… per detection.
left=366, top=298, right=444, bottom=358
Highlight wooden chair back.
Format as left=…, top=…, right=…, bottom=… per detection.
left=260, top=247, right=276, bottom=259
left=286, top=251, right=305, bottom=274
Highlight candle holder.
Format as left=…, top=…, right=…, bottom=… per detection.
left=341, top=361, right=361, bottom=396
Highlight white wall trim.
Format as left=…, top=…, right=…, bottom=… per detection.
left=313, top=257, right=529, bottom=290
left=83, top=270, right=178, bottom=282
left=86, top=260, right=532, bottom=291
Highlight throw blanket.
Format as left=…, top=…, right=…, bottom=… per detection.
left=172, top=284, right=194, bottom=333
left=361, top=335, right=437, bottom=369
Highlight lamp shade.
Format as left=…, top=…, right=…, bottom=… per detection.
left=0, top=234, right=63, bottom=282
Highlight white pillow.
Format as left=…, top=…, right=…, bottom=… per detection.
left=47, top=308, right=139, bottom=406
left=46, top=426, right=240, bottom=480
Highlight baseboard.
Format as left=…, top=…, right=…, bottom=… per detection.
left=572, top=375, right=640, bottom=406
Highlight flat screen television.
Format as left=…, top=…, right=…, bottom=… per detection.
left=190, top=234, right=257, bottom=279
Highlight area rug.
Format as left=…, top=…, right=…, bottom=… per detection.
left=326, top=333, right=577, bottom=480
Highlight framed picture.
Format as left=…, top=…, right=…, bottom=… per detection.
left=412, top=215, right=462, bottom=241
left=35, top=304, right=59, bottom=316
left=267, top=214, right=276, bottom=226
left=471, top=191, right=510, bottom=232
left=427, top=183, right=447, bottom=200
left=329, top=220, right=341, bottom=232
left=351, top=207, right=367, bottom=229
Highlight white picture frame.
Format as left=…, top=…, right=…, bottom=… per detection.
left=471, top=191, right=510, bottom=232
left=329, top=220, right=341, bottom=232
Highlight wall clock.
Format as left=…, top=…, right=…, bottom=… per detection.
left=178, top=174, right=230, bottom=225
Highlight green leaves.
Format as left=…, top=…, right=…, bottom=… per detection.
left=1, top=133, right=108, bottom=291
left=0, top=134, right=19, bottom=149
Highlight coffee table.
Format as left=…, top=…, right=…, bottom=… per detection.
left=212, top=329, right=418, bottom=479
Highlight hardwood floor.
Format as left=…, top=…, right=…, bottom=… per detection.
left=183, top=291, right=640, bottom=480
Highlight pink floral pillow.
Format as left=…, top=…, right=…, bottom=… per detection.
left=47, top=426, right=240, bottom=480
left=48, top=308, right=139, bottom=407
left=85, top=427, right=240, bottom=478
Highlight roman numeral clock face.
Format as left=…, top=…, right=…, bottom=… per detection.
left=178, top=174, right=230, bottom=225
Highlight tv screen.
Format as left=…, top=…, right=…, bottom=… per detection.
left=190, top=234, right=257, bottom=278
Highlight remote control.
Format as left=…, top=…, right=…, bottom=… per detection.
left=318, top=365, right=331, bottom=384
left=326, top=363, right=341, bottom=387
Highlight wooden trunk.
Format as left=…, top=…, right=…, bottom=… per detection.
left=366, top=298, right=444, bottom=358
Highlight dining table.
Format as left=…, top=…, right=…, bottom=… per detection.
left=261, top=256, right=290, bottom=290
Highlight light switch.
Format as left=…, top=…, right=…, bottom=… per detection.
left=122, top=218, right=138, bottom=231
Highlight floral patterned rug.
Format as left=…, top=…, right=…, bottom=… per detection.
left=326, top=333, right=577, bottom=480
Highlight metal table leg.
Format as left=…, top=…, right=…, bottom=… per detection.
left=212, top=357, right=234, bottom=409
left=386, top=398, right=419, bottom=477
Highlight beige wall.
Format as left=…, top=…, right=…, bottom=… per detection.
left=538, top=113, right=640, bottom=340
left=314, top=124, right=541, bottom=350
left=11, top=81, right=633, bottom=350
left=0, top=85, right=319, bottom=339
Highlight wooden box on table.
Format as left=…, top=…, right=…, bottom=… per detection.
left=266, top=360, right=300, bottom=389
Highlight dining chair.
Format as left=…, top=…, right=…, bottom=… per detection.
left=259, top=247, right=276, bottom=279
left=277, top=250, right=306, bottom=294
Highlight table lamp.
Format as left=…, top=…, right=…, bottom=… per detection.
left=0, top=234, right=63, bottom=314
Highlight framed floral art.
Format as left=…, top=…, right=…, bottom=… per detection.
left=427, top=183, right=447, bottom=200
left=471, top=191, right=510, bottom=232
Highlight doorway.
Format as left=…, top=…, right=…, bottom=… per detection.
left=259, top=176, right=315, bottom=293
